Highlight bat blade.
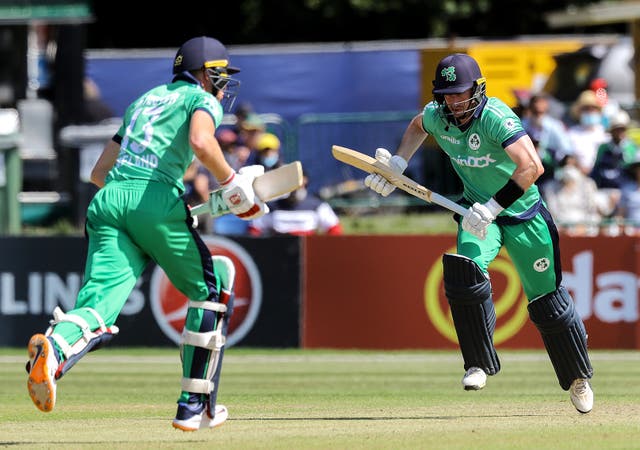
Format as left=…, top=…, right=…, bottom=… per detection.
left=190, top=161, right=304, bottom=217
left=331, top=145, right=468, bottom=216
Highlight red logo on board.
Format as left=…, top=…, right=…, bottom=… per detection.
left=149, top=236, right=262, bottom=347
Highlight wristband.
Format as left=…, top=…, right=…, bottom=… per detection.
left=493, top=178, right=525, bottom=209
left=219, top=171, right=235, bottom=186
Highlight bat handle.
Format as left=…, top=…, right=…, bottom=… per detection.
left=430, top=192, right=469, bottom=216
left=189, top=203, right=210, bottom=216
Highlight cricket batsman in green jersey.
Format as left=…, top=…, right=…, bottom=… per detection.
left=25, top=36, right=269, bottom=430
left=365, top=53, right=594, bottom=413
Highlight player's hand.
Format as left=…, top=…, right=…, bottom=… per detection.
left=461, top=200, right=503, bottom=240
left=364, top=148, right=408, bottom=197
left=221, top=165, right=270, bottom=220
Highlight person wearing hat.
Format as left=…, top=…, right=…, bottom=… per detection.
left=245, top=131, right=283, bottom=170
left=364, top=52, right=594, bottom=414
left=24, top=36, right=269, bottom=431
left=567, top=90, right=609, bottom=176
left=590, top=110, right=638, bottom=190
left=588, top=77, right=622, bottom=130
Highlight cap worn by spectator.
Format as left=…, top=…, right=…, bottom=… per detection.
left=589, top=77, right=609, bottom=107
left=254, top=132, right=281, bottom=170
left=240, top=113, right=265, bottom=131
left=234, top=102, right=254, bottom=120
left=609, top=110, right=630, bottom=132
left=256, top=132, right=280, bottom=152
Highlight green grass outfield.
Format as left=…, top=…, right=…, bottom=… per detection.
left=1, top=348, right=639, bottom=449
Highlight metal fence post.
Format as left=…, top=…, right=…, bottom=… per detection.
left=0, top=109, right=22, bottom=235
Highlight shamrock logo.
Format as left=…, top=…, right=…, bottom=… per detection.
left=441, top=66, right=456, bottom=82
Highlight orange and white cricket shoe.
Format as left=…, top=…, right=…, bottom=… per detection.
left=27, top=333, right=59, bottom=412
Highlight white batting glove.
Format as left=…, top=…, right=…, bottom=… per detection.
left=461, top=199, right=504, bottom=240
left=221, top=165, right=270, bottom=220
left=364, top=148, right=408, bottom=197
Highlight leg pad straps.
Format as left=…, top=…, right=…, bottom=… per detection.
left=528, top=286, right=593, bottom=390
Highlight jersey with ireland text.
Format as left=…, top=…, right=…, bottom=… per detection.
left=421, top=97, right=540, bottom=216
left=107, top=79, right=224, bottom=193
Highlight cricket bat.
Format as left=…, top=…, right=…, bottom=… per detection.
left=189, top=161, right=304, bottom=217
left=331, top=145, right=468, bottom=216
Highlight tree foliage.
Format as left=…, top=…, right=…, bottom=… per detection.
left=88, top=0, right=625, bottom=48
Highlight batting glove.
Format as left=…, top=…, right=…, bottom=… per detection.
left=221, top=165, right=270, bottom=220
left=364, top=148, right=408, bottom=197
left=461, top=198, right=504, bottom=240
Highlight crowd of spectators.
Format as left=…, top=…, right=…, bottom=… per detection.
left=519, top=79, right=640, bottom=236
left=186, top=80, right=640, bottom=238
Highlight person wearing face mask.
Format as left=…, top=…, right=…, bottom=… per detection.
left=253, top=132, right=283, bottom=171
left=567, top=90, right=609, bottom=176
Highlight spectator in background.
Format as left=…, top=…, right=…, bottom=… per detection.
left=567, top=90, right=609, bottom=176
left=589, top=77, right=621, bottom=130
left=217, top=128, right=248, bottom=172
left=249, top=172, right=343, bottom=236
left=184, top=128, right=254, bottom=234
left=212, top=131, right=283, bottom=236
left=521, top=92, right=574, bottom=188
left=615, top=156, right=640, bottom=231
left=209, top=126, right=262, bottom=236
left=590, top=110, right=637, bottom=190
left=237, top=112, right=266, bottom=161
left=542, top=163, right=602, bottom=236
left=232, top=101, right=254, bottom=134
left=247, top=132, right=283, bottom=171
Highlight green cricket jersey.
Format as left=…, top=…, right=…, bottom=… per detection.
left=422, top=98, right=540, bottom=216
left=107, top=79, right=224, bottom=193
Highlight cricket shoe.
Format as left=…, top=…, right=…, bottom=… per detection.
left=172, top=402, right=228, bottom=431
left=569, top=378, right=593, bottom=414
left=462, top=367, right=487, bottom=391
left=27, top=333, right=59, bottom=412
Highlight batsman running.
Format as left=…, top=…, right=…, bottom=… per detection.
left=25, top=36, right=269, bottom=430
left=364, top=53, right=594, bottom=413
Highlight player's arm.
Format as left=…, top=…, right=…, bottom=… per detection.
left=190, top=110, right=268, bottom=220
left=395, top=113, right=431, bottom=162
left=503, top=134, right=545, bottom=192
left=365, top=113, right=430, bottom=196
left=462, top=134, right=544, bottom=240
left=189, top=109, right=234, bottom=182
left=90, top=139, right=121, bottom=188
